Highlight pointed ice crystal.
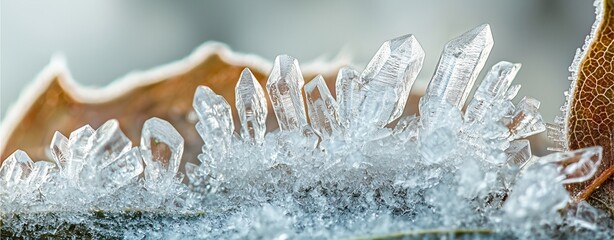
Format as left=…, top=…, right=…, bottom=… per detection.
left=305, top=75, right=342, bottom=137
left=502, top=139, right=532, bottom=189
left=506, top=97, right=546, bottom=140
left=87, top=120, right=132, bottom=169
left=266, top=55, right=308, bottom=131
left=236, top=68, right=268, bottom=144
left=505, top=139, right=532, bottom=167
left=65, top=125, right=94, bottom=179
left=422, top=24, right=493, bottom=112
left=193, top=86, right=234, bottom=161
left=99, top=147, right=144, bottom=190
left=49, top=131, right=69, bottom=169
left=141, top=117, right=184, bottom=180
left=0, top=150, right=34, bottom=187
left=27, top=161, right=54, bottom=188
left=465, top=61, right=521, bottom=123
left=539, top=146, right=602, bottom=184
left=357, top=34, right=425, bottom=127
left=335, top=67, right=362, bottom=127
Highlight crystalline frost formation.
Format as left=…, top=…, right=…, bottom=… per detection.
left=1, top=24, right=611, bottom=238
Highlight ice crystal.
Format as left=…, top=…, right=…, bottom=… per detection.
left=335, top=66, right=361, bottom=129
left=267, top=55, right=309, bottom=131
left=235, top=68, right=268, bottom=144
left=421, top=24, right=492, bottom=117
left=304, top=75, right=342, bottom=137
left=2, top=24, right=613, bottom=239
left=357, top=34, right=424, bottom=127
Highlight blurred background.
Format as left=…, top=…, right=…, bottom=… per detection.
left=0, top=0, right=595, bottom=130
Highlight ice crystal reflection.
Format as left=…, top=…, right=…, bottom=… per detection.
left=2, top=24, right=613, bottom=239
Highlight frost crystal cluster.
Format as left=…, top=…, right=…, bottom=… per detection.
left=1, top=25, right=613, bottom=239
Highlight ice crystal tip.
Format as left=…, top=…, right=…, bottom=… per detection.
left=100, top=147, right=144, bottom=190
left=478, top=61, right=521, bottom=98
left=424, top=24, right=494, bottom=111
left=505, top=139, right=532, bottom=167
left=540, top=146, right=603, bottom=185
left=267, top=54, right=304, bottom=87
left=448, top=24, right=492, bottom=49
left=464, top=61, right=521, bottom=123
left=87, top=119, right=132, bottom=170
left=193, top=86, right=234, bottom=132
left=508, top=97, right=545, bottom=136
left=360, top=34, right=425, bottom=85
left=28, top=160, right=54, bottom=187
left=193, top=85, right=234, bottom=162
left=305, top=75, right=342, bottom=137
left=0, top=150, right=33, bottom=186
left=357, top=34, right=425, bottom=127
left=266, top=54, right=308, bottom=131
left=335, top=66, right=361, bottom=127
left=49, top=131, right=68, bottom=169
left=140, top=117, right=184, bottom=178
left=236, top=68, right=268, bottom=143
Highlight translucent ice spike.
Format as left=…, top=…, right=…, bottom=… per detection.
left=141, top=117, right=184, bottom=180
left=266, top=55, right=308, bottom=131
left=65, top=125, right=94, bottom=179
left=357, top=34, right=425, bottom=127
left=193, top=86, right=234, bottom=161
left=305, top=75, right=342, bottom=138
left=0, top=150, right=34, bottom=187
left=505, top=139, right=532, bottom=167
left=87, top=120, right=132, bottom=169
left=507, top=97, right=546, bottom=140
left=49, top=131, right=69, bottom=170
left=422, top=24, right=493, bottom=111
left=99, top=147, right=144, bottom=190
left=335, top=67, right=362, bottom=127
left=236, top=68, right=268, bottom=144
left=27, top=161, right=55, bottom=188
left=539, top=146, right=602, bottom=184
left=465, top=61, right=521, bottom=123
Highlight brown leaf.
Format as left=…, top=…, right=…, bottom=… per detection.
left=565, top=0, right=614, bottom=206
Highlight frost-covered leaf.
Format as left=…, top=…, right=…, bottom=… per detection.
left=550, top=0, right=614, bottom=210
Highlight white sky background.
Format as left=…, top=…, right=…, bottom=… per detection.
left=0, top=0, right=595, bottom=124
